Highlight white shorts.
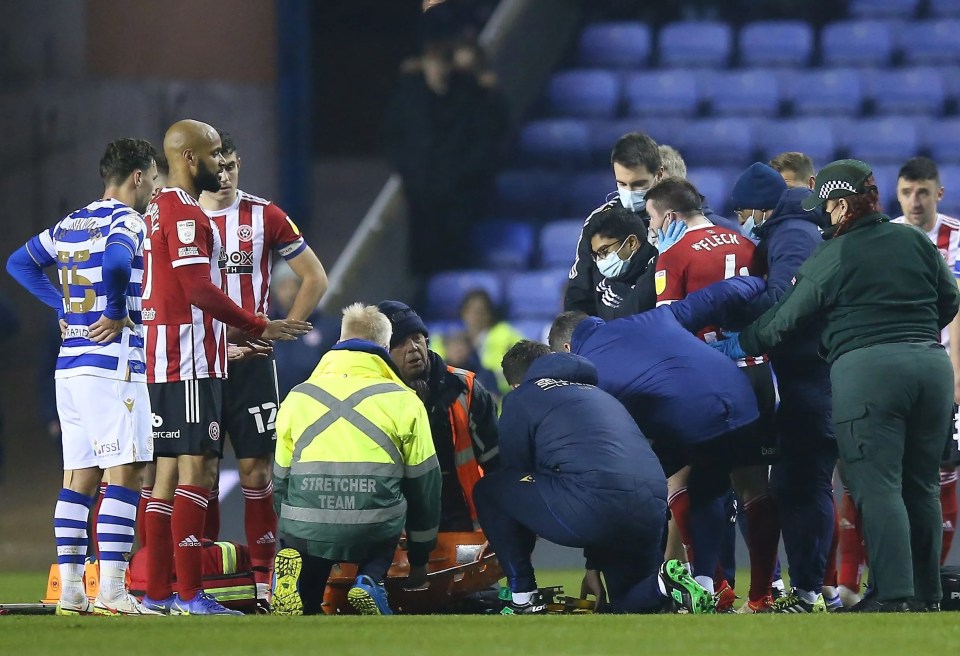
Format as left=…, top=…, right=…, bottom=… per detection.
left=56, top=377, right=154, bottom=470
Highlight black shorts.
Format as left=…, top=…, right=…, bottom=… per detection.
left=736, top=362, right=779, bottom=466
left=149, top=379, right=225, bottom=458
left=223, top=354, right=280, bottom=459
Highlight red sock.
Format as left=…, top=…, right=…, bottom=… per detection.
left=137, top=486, right=153, bottom=549
left=668, top=487, right=695, bottom=564
left=823, top=499, right=839, bottom=587
left=204, top=487, right=220, bottom=541
left=743, top=494, right=779, bottom=602
left=243, top=483, right=277, bottom=585
left=91, top=482, right=107, bottom=560
left=941, top=468, right=958, bottom=565
left=144, top=498, right=174, bottom=600
left=172, top=485, right=209, bottom=602
left=838, top=489, right=865, bottom=591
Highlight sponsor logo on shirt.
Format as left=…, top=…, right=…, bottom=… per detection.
left=176, top=220, right=196, bottom=244
left=655, top=270, right=667, bottom=295
left=142, top=308, right=156, bottom=321
left=237, top=225, right=254, bottom=242
left=178, top=246, right=199, bottom=257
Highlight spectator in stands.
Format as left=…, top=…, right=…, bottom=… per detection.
left=384, top=38, right=508, bottom=275
left=441, top=331, right=499, bottom=395
left=269, top=262, right=340, bottom=400
left=658, top=144, right=740, bottom=233
left=565, top=133, right=662, bottom=318
left=378, top=300, right=500, bottom=531
left=769, top=152, right=815, bottom=191
left=458, top=289, right=523, bottom=395
left=730, top=162, right=838, bottom=612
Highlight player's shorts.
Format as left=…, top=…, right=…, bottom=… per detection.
left=57, top=376, right=154, bottom=470
left=943, top=404, right=960, bottom=467
left=148, top=378, right=224, bottom=458
left=736, top=362, right=779, bottom=466
left=223, top=354, right=280, bottom=459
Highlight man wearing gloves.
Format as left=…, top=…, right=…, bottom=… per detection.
left=271, top=304, right=441, bottom=616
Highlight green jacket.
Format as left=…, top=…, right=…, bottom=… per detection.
left=273, top=340, right=441, bottom=564
left=740, top=214, right=960, bottom=363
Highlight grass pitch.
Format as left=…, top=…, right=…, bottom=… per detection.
left=1, top=570, right=958, bottom=656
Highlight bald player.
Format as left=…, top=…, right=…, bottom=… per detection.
left=141, top=120, right=311, bottom=615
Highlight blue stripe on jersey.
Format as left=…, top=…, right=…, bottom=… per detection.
left=26, top=237, right=56, bottom=267
left=55, top=353, right=119, bottom=370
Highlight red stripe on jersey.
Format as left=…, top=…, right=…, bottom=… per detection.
left=938, top=221, right=952, bottom=254
left=165, top=324, right=181, bottom=381
left=238, top=201, right=256, bottom=314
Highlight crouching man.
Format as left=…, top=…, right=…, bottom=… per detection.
left=473, top=341, right=714, bottom=614
left=271, top=303, right=441, bottom=615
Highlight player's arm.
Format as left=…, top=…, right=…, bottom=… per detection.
left=564, top=216, right=600, bottom=313
left=496, top=391, right=535, bottom=472
left=88, top=215, right=144, bottom=343
left=654, top=248, right=685, bottom=307
left=746, top=224, right=821, bottom=319
left=268, top=205, right=328, bottom=321
left=6, top=230, right=62, bottom=312
left=949, top=283, right=960, bottom=404
left=670, top=276, right=767, bottom=334
left=738, top=274, right=827, bottom=356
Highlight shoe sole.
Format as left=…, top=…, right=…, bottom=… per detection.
left=94, top=603, right=163, bottom=616
left=272, top=548, right=304, bottom=617
left=56, top=603, right=94, bottom=616
left=663, top=560, right=716, bottom=614
left=348, top=586, right=386, bottom=615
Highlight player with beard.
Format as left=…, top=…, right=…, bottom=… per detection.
left=377, top=301, right=499, bottom=535
left=141, top=120, right=311, bottom=615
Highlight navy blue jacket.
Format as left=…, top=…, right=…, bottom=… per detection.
left=571, top=277, right=764, bottom=446
left=498, top=352, right=667, bottom=534
left=703, top=199, right=740, bottom=234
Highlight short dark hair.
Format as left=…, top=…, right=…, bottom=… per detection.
left=645, top=177, right=702, bottom=215
left=218, top=130, right=238, bottom=156
left=611, top=132, right=661, bottom=173
left=459, top=288, right=502, bottom=323
left=769, top=151, right=815, bottom=180
left=501, top=340, right=551, bottom=386
left=898, top=156, right=940, bottom=184
left=548, top=311, right=589, bottom=353
left=99, top=138, right=157, bottom=186
left=585, top=204, right=645, bottom=244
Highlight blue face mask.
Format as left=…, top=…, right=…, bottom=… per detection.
left=741, top=216, right=757, bottom=238
left=618, top=188, right=647, bottom=213
left=596, top=240, right=631, bottom=278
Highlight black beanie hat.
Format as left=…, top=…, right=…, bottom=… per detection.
left=377, top=300, right=429, bottom=349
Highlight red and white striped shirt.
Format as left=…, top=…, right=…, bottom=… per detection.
left=205, top=190, right=306, bottom=316
left=143, top=188, right=228, bottom=382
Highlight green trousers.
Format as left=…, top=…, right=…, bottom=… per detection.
left=832, top=342, right=953, bottom=602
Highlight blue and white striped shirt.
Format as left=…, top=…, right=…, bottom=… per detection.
left=27, top=199, right=147, bottom=381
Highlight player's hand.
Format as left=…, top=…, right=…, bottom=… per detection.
left=87, top=315, right=134, bottom=343
left=227, top=340, right=274, bottom=362
left=656, top=217, right=687, bottom=254
left=579, top=569, right=608, bottom=612
left=59, top=318, right=68, bottom=340
left=259, top=313, right=312, bottom=341
left=402, top=564, right=429, bottom=591
left=710, top=332, right=746, bottom=359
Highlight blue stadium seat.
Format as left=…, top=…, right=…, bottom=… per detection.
left=842, top=118, right=919, bottom=164
left=505, top=268, right=569, bottom=320
left=922, top=119, right=960, bottom=163
left=938, top=165, right=960, bottom=216
left=755, top=118, right=837, bottom=165
left=658, top=21, right=732, bottom=67
left=470, top=220, right=536, bottom=270
left=792, top=68, right=864, bottom=116
left=680, top=119, right=754, bottom=167
left=868, top=164, right=901, bottom=213
left=849, top=0, right=919, bottom=17
left=540, top=219, right=586, bottom=268
left=578, top=22, right=652, bottom=68
left=426, top=270, right=503, bottom=320
left=624, top=71, right=700, bottom=117
left=866, top=67, right=946, bottom=115
left=547, top=70, right=620, bottom=118
left=709, top=70, right=782, bottom=117
left=494, top=169, right=566, bottom=218
left=738, top=21, right=814, bottom=67
left=563, top=171, right=615, bottom=217
left=686, top=167, right=730, bottom=214
left=900, top=21, right=960, bottom=65
left=938, top=65, right=960, bottom=104
left=930, top=0, right=960, bottom=17
left=512, top=319, right=550, bottom=342
left=821, top=21, right=894, bottom=67
left=425, top=320, right=463, bottom=340
left=518, top=119, right=591, bottom=168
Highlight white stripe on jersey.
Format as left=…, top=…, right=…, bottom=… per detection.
left=251, top=203, right=266, bottom=312
left=154, top=328, right=168, bottom=384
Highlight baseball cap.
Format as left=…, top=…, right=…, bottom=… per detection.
left=801, top=159, right=873, bottom=211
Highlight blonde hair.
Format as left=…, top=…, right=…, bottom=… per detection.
left=658, top=144, right=687, bottom=180
left=341, top=303, right=392, bottom=348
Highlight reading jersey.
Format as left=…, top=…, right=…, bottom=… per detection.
left=655, top=223, right=765, bottom=366
left=205, top=190, right=306, bottom=315
left=26, top=199, right=146, bottom=381
left=142, top=187, right=227, bottom=383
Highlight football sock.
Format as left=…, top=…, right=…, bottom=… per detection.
left=144, top=498, right=173, bottom=600
left=243, top=482, right=277, bottom=585
left=837, top=489, right=865, bottom=591
left=668, top=487, right=695, bottom=564
left=511, top=590, right=534, bottom=605
left=90, top=482, right=107, bottom=560
left=97, top=485, right=139, bottom=601
left=694, top=575, right=715, bottom=595
left=172, top=485, right=209, bottom=602
left=54, top=488, right=94, bottom=603
left=823, top=501, right=840, bottom=588
left=941, top=468, right=958, bottom=565
left=136, top=486, right=152, bottom=548
left=203, top=486, right=220, bottom=541
left=743, top=493, right=779, bottom=602
left=688, top=491, right=724, bottom=586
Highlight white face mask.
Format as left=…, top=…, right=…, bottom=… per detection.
left=596, top=240, right=631, bottom=278
left=618, top=188, right=647, bottom=213
left=647, top=226, right=659, bottom=249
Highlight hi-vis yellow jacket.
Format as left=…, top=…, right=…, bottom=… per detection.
left=274, top=340, right=441, bottom=564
